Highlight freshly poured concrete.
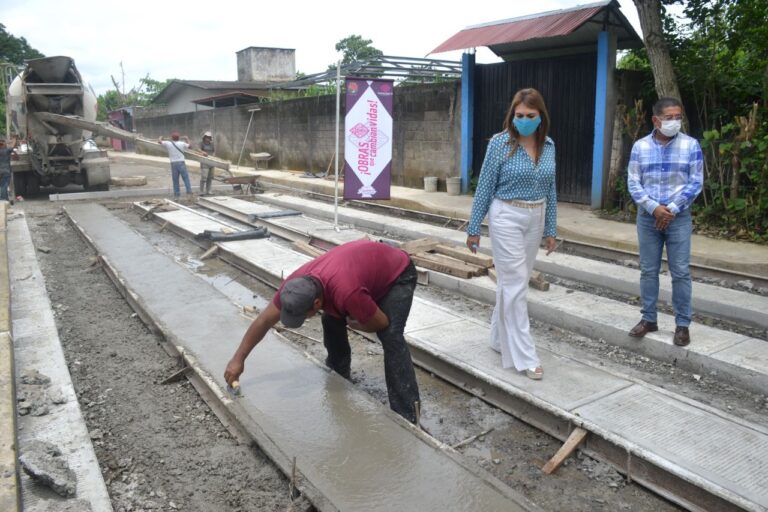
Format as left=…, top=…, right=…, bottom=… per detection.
left=196, top=195, right=768, bottom=393
left=65, top=203, right=533, bottom=512
left=7, top=214, right=112, bottom=511
left=149, top=200, right=768, bottom=511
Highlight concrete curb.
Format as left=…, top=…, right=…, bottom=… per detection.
left=0, top=202, right=20, bottom=512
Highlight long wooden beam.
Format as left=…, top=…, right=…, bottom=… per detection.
left=34, top=112, right=230, bottom=170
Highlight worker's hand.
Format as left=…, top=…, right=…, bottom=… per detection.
left=202, top=152, right=208, bottom=157
left=544, top=236, right=558, bottom=255
left=224, top=356, right=245, bottom=386
left=466, top=235, right=480, bottom=254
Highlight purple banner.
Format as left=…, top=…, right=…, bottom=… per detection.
left=343, top=78, right=393, bottom=200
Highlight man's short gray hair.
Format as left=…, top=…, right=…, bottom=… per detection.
left=653, top=97, right=683, bottom=116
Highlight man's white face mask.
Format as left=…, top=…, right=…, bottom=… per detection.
left=659, top=119, right=682, bottom=137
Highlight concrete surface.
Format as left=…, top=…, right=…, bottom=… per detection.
left=145, top=198, right=768, bottom=512
left=65, top=202, right=537, bottom=512
left=8, top=211, right=112, bottom=510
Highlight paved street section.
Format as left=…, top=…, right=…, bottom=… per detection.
left=65, top=203, right=535, bottom=512
left=141, top=198, right=768, bottom=511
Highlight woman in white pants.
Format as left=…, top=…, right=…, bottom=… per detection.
left=466, top=88, right=558, bottom=380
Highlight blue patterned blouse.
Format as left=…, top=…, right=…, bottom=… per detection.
left=467, top=132, right=557, bottom=237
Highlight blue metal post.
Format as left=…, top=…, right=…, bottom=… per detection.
left=591, top=31, right=609, bottom=208
left=460, top=52, right=475, bottom=194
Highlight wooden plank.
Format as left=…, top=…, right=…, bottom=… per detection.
left=487, top=268, right=549, bottom=291
left=410, top=253, right=473, bottom=279
left=434, top=244, right=494, bottom=268
left=400, top=238, right=440, bottom=255
left=199, top=245, right=219, bottom=260
left=292, top=240, right=325, bottom=258
left=541, top=427, right=588, bottom=475
left=419, top=252, right=486, bottom=277
left=529, top=271, right=550, bottom=292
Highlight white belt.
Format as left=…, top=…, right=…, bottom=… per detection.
left=502, top=198, right=545, bottom=209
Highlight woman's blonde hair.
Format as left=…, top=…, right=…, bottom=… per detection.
left=502, top=88, right=550, bottom=164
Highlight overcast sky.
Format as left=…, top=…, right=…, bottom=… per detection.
left=3, top=0, right=643, bottom=96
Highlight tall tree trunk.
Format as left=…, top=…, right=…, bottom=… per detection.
left=633, top=0, right=683, bottom=101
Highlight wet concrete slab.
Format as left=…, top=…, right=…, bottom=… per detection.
left=7, top=213, right=112, bottom=511
left=65, top=203, right=535, bottom=512
left=152, top=200, right=768, bottom=511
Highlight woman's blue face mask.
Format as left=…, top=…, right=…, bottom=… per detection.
left=513, top=116, right=541, bottom=137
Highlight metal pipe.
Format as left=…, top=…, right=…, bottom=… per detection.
left=334, top=61, right=341, bottom=231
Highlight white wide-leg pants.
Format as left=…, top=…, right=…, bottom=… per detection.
left=488, top=199, right=544, bottom=370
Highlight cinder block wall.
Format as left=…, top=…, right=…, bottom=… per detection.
left=135, top=81, right=462, bottom=190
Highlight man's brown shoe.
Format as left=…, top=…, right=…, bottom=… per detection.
left=628, top=320, right=658, bottom=338
left=674, top=326, right=690, bottom=346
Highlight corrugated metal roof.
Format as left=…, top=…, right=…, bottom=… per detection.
left=431, top=0, right=640, bottom=54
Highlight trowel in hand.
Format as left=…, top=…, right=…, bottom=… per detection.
left=227, top=380, right=242, bottom=397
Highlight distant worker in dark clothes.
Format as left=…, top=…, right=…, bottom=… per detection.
left=627, top=97, right=703, bottom=347
left=199, top=131, right=215, bottom=196
left=224, top=239, right=422, bottom=423
left=158, top=131, right=192, bottom=198
left=0, top=136, right=19, bottom=201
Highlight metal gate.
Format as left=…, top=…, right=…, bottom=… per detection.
left=473, top=53, right=597, bottom=204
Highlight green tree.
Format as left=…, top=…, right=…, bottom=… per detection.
left=96, top=73, right=172, bottom=120
left=0, top=23, right=44, bottom=65
left=331, top=35, right=383, bottom=67
left=1, top=24, right=44, bottom=134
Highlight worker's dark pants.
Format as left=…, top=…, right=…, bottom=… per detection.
left=322, top=261, right=421, bottom=423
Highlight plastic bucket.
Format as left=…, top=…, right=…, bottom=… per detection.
left=424, top=176, right=438, bottom=192
left=446, top=177, right=461, bottom=196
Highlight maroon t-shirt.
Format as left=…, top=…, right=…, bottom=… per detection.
left=273, top=240, right=410, bottom=323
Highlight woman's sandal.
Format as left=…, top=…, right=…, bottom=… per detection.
left=525, top=367, right=543, bottom=380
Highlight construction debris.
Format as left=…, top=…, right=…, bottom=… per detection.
left=19, top=440, right=78, bottom=498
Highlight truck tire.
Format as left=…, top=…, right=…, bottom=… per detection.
left=13, top=173, right=27, bottom=197
left=26, top=173, right=40, bottom=195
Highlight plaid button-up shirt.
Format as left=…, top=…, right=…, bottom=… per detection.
left=627, top=130, right=703, bottom=215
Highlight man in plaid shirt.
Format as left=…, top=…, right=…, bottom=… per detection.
left=627, top=97, right=703, bottom=347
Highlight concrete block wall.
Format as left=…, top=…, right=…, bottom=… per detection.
left=135, top=82, right=462, bottom=188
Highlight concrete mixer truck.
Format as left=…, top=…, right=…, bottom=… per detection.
left=7, top=56, right=110, bottom=194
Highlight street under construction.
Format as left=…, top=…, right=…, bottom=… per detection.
left=2, top=155, right=767, bottom=511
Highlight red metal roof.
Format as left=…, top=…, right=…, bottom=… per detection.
left=432, top=3, right=607, bottom=54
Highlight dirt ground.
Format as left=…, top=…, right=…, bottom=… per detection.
left=15, top=156, right=763, bottom=511
left=24, top=201, right=295, bottom=512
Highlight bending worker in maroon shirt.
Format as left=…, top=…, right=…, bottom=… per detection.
left=224, top=239, right=421, bottom=423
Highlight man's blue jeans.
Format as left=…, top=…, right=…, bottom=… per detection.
left=170, top=161, right=192, bottom=197
left=637, top=209, right=692, bottom=326
left=0, top=173, right=10, bottom=201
